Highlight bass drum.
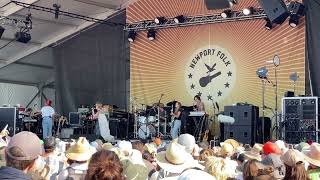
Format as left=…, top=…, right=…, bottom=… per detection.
left=138, top=125, right=156, bottom=139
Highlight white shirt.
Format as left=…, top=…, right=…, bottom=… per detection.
left=41, top=106, right=55, bottom=117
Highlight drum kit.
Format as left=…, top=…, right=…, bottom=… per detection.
left=132, top=100, right=171, bottom=140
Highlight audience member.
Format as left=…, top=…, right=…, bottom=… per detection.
left=85, top=150, right=123, bottom=180
left=303, top=143, right=320, bottom=180
left=58, top=137, right=95, bottom=180
left=0, top=131, right=43, bottom=180
left=280, top=149, right=309, bottom=180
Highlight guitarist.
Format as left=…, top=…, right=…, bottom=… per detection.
left=170, top=101, right=182, bottom=139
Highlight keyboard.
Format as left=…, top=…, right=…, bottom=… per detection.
left=189, top=111, right=205, bottom=117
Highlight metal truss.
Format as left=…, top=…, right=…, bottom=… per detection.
left=125, top=8, right=268, bottom=31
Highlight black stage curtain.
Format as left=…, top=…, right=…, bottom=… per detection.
left=306, top=0, right=320, bottom=96
left=54, top=11, right=129, bottom=115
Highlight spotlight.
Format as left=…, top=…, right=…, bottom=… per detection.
left=289, top=14, right=299, bottom=28
left=256, top=67, right=268, bottom=79
left=221, top=9, right=232, bottom=18
left=127, top=30, right=136, bottom=42
left=15, top=31, right=31, bottom=43
left=154, top=17, right=166, bottom=24
left=174, top=15, right=186, bottom=24
left=147, top=29, right=156, bottom=41
left=0, top=26, right=4, bottom=39
left=53, top=4, right=61, bottom=19
left=265, top=18, right=272, bottom=30
left=243, top=7, right=255, bottom=15
left=229, top=0, right=238, bottom=7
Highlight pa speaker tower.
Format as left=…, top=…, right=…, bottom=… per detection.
left=258, top=0, right=289, bottom=24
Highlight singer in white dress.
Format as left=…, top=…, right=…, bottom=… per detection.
left=92, top=103, right=114, bottom=142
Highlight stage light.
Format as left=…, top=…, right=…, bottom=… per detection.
left=289, top=14, right=299, bottom=28
left=147, top=29, right=156, bottom=41
left=0, top=26, right=4, bottom=39
left=127, top=30, right=136, bottom=42
left=256, top=67, right=268, bottom=79
left=243, top=7, right=255, bottom=15
left=221, top=9, right=232, bottom=18
left=265, top=18, right=273, bottom=30
left=229, top=0, right=238, bottom=7
left=174, top=15, right=186, bottom=23
left=154, top=17, right=166, bottom=24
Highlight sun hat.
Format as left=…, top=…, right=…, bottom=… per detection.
left=5, top=131, right=43, bottom=161
left=280, top=149, right=304, bottom=167
left=124, top=163, right=149, bottom=180
left=156, top=142, right=202, bottom=173
left=66, top=137, right=96, bottom=161
left=303, top=143, right=320, bottom=167
left=102, top=143, right=114, bottom=150
left=244, top=143, right=263, bottom=161
left=130, top=149, right=145, bottom=166
left=295, top=142, right=310, bottom=152
left=116, top=140, right=133, bottom=156
left=222, top=139, right=240, bottom=150
left=178, top=134, right=196, bottom=154
left=144, top=143, right=157, bottom=155
left=178, top=168, right=215, bottom=180
left=220, top=142, right=234, bottom=157
left=275, top=140, right=288, bottom=153
left=263, top=142, right=282, bottom=155
left=259, top=154, right=285, bottom=179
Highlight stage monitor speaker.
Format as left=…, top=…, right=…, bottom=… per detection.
left=223, top=105, right=259, bottom=145
left=258, top=0, right=289, bottom=24
left=204, top=0, right=232, bottom=10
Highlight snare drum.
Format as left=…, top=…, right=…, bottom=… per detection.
left=138, top=125, right=156, bottom=139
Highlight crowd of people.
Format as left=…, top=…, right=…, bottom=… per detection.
left=1, top=127, right=320, bottom=180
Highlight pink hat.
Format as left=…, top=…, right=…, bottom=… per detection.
left=6, top=131, right=43, bottom=160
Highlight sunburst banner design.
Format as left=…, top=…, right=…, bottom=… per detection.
left=128, top=0, right=305, bottom=115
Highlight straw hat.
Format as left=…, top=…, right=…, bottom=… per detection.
left=295, top=142, right=310, bottom=152
left=303, top=143, right=320, bottom=167
left=156, top=142, right=202, bottom=173
left=222, top=139, right=240, bottom=150
left=144, top=143, right=157, bottom=154
left=116, top=141, right=133, bottom=157
left=244, top=143, right=263, bottom=161
left=281, top=149, right=304, bottom=167
left=102, top=143, right=114, bottom=150
left=220, top=143, right=234, bottom=157
left=66, top=137, right=96, bottom=161
left=124, top=163, right=148, bottom=180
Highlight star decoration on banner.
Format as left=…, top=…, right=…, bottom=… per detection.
left=207, top=95, right=212, bottom=100
left=188, top=73, right=193, bottom=79
left=224, top=82, right=230, bottom=88
left=190, top=84, right=195, bottom=89
left=197, top=91, right=202, bottom=97
left=217, top=91, right=222, bottom=96
left=227, top=71, right=232, bottom=77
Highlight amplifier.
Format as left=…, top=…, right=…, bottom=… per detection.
left=0, top=107, right=20, bottom=135
left=282, top=97, right=318, bottom=143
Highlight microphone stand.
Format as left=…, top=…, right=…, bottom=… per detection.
left=157, top=94, right=164, bottom=137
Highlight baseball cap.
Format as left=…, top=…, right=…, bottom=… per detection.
left=6, top=131, right=43, bottom=161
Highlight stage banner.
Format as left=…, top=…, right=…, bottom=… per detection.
left=127, top=0, right=305, bottom=114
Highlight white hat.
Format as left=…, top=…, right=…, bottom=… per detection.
left=178, top=134, right=196, bottom=154
left=116, top=141, right=133, bottom=156
left=275, top=140, right=288, bottom=153
left=178, top=169, right=215, bottom=180
left=157, top=142, right=202, bottom=173
left=130, top=149, right=145, bottom=166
